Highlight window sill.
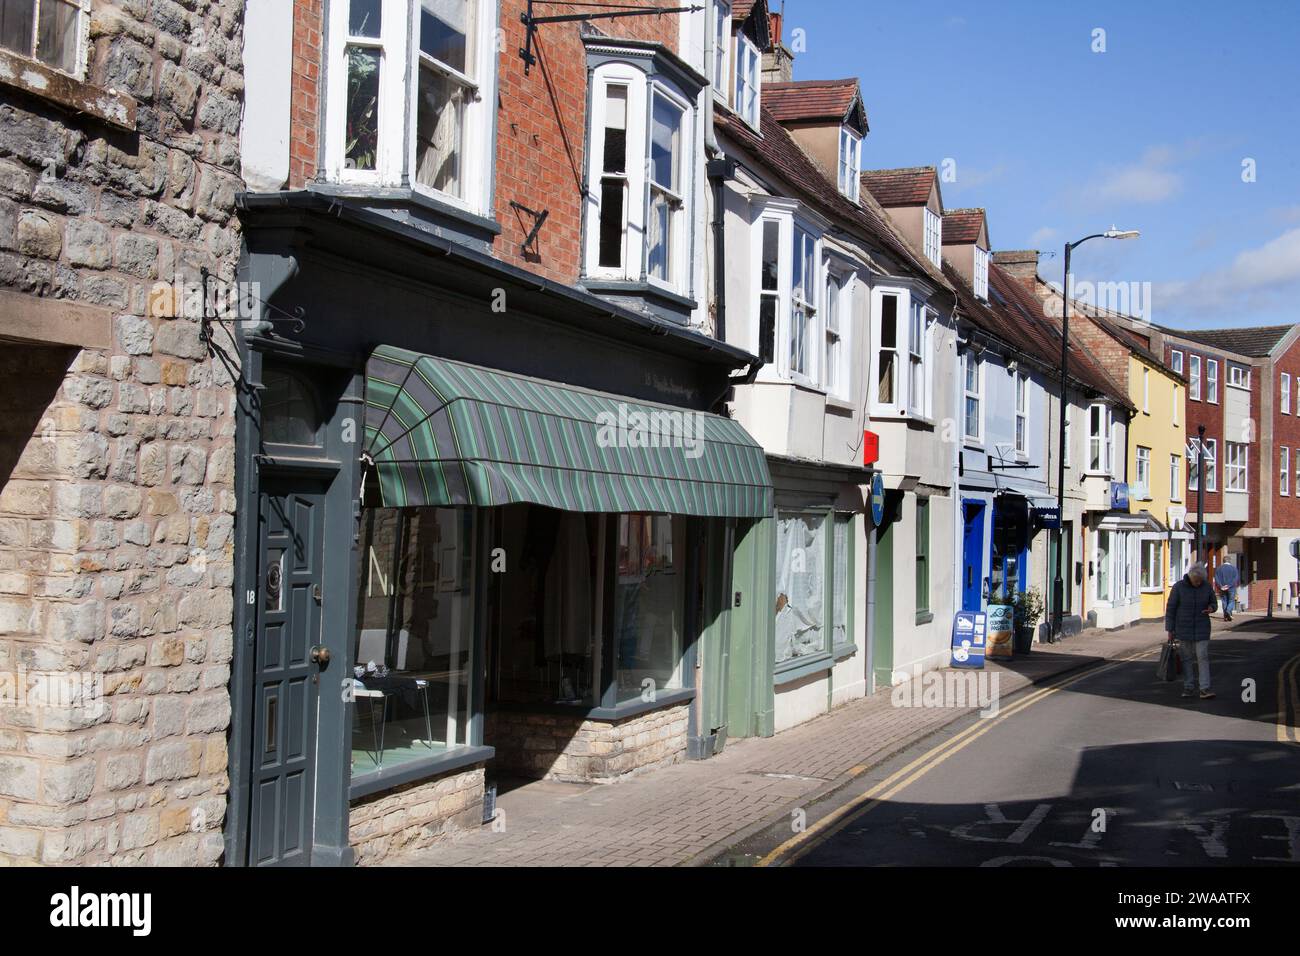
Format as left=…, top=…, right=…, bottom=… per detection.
left=774, top=652, right=834, bottom=686
left=826, top=395, right=856, bottom=414
left=833, top=643, right=858, bottom=662
left=0, top=49, right=136, bottom=131
left=349, top=744, right=495, bottom=800
left=490, top=687, right=696, bottom=723
left=915, top=611, right=934, bottom=625
left=306, top=183, right=501, bottom=240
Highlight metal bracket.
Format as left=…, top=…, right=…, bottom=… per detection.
left=509, top=200, right=550, bottom=256
left=519, top=0, right=704, bottom=75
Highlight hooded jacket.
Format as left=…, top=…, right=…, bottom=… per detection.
left=1165, top=574, right=1218, bottom=642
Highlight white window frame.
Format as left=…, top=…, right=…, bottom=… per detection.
left=837, top=127, right=861, bottom=201
left=1294, top=446, right=1299, bottom=497
left=1140, top=537, right=1163, bottom=592
left=1014, top=371, right=1030, bottom=456
left=750, top=200, right=826, bottom=387
left=1170, top=349, right=1184, bottom=374
left=823, top=268, right=852, bottom=401
left=583, top=63, right=694, bottom=296
left=1282, top=447, right=1290, bottom=497
left=1282, top=373, right=1291, bottom=415
left=0, top=0, right=90, bottom=81
left=711, top=0, right=730, bottom=96
left=923, top=208, right=942, bottom=266
left=1207, top=359, right=1219, bottom=404
left=734, top=31, right=760, bottom=127
left=962, top=349, right=984, bottom=443
left=1190, top=355, right=1201, bottom=400
left=974, top=246, right=990, bottom=300
left=1204, top=438, right=1218, bottom=492
left=1227, top=363, right=1249, bottom=389
left=788, top=224, right=820, bottom=386
left=1087, top=403, right=1112, bottom=475
left=907, top=302, right=933, bottom=421
left=1169, top=453, right=1181, bottom=501
left=1135, top=445, right=1151, bottom=499
left=324, top=0, right=498, bottom=214
left=1225, top=440, right=1247, bottom=492
left=870, top=286, right=911, bottom=418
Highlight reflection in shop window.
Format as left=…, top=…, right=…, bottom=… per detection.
left=775, top=511, right=826, bottom=664
left=352, top=506, right=475, bottom=776
left=613, top=515, right=684, bottom=702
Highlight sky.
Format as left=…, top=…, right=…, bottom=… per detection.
left=780, top=0, right=1300, bottom=330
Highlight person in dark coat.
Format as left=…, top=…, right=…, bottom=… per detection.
left=1165, top=562, right=1217, bottom=699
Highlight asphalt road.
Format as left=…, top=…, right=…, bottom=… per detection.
left=722, top=618, right=1300, bottom=867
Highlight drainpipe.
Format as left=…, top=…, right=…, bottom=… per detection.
left=707, top=156, right=737, bottom=344
left=865, top=489, right=878, bottom=693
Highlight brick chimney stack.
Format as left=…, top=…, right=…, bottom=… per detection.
left=762, top=11, right=793, bottom=83
left=992, top=250, right=1040, bottom=293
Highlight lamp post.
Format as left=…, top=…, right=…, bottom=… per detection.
left=1052, top=227, right=1140, bottom=638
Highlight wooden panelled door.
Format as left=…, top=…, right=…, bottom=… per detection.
left=248, top=479, right=327, bottom=866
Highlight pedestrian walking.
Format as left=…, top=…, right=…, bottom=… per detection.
left=1213, top=560, right=1240, bottom=620
left=1165, top=562, right=1217, bottom=699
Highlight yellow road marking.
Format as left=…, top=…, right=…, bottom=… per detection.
left=758, top=647, right=1155, bottom=867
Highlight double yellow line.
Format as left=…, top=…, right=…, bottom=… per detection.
left=757, top=647, right=1155, bottom=867
left=1276, top=652, right=1300, bottom=744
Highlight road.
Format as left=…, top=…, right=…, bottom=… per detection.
left=718, top=618, right=1300, bottom=867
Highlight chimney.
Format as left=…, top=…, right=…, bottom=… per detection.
left=762, top=11, right=794, bottom=83
left=992, top=250, right=1039, bottom=292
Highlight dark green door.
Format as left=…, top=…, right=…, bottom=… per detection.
left=249, top=480, right=327, bottom=866
left=872, top=514, right=894, bottom=690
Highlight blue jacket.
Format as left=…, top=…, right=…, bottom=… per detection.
left=1165, top=575, right=1218, bottom=642
left=1214, top=563, right=1239, bottom=590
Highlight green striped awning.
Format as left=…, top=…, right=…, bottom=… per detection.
left=363, top=345, right=772, bottom=517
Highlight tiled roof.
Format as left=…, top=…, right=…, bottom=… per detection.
left=763, top=79, right=863, bottom=126
left=1156, top=324, right=1294, bottom=358
left=732, top=0, right=758, bottom=18
left=942, top=208, right=986, bottom=245
left=860, top=167, right=937, bottom=207
left=714, top=104, right=951, bottom=292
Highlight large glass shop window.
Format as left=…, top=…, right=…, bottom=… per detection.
left=613, top=515, right=685, bottom=702
left=775, top=511, right=827, bottom=664
left=352, top=507, right=475, bottom=775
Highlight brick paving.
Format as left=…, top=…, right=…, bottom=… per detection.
left=389, top=620, right=1183, bottom=867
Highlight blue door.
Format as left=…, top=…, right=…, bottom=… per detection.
left=962, top=501, right=986, bottom=612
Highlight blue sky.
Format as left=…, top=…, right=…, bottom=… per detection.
left=783, top=0, right=1300, bottom=329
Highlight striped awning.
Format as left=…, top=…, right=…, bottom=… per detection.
left=363, top=345, right=773, bottom=517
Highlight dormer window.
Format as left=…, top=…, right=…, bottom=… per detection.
left=734, top=32, right=760, bottom=126
left=923, top=208, right=942, bottom=266
left=837, top=128, right=861, bottom=201
left=974, top=246, right=989, bottom=299
left=325, top=0, right=498, bottom=214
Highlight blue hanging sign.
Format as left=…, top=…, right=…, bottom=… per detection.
left=1110, top=482, right=1130, bottom=511
left=950, top=611, right=987, bottom=669
left=870, top=472, right=886, bottom=526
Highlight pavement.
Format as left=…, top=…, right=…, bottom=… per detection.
left=387, top=615, right=1242, bottom=867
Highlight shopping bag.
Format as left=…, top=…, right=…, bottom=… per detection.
left=1156, top=640, right=1179, bottom=682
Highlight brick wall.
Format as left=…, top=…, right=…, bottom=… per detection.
left=288, top=0, right=322, bottom=188
left=1070, top=315, right=1133, bottom=394
left=487, top=702, right=690, bottom=783
left=1170, top=343, right=1225, bottom=517
left=1272, top=339, right=1300, bottom=529
left=0, top=0, right=244, bottom=865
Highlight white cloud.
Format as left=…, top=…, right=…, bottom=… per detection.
left=1088, top=146, right=1183, bottom=204
left=1029, top=226, right=1058, bottom=246
left=1155, top=227, right=1300, bottom=318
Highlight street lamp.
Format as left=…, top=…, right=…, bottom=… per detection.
left=1051, top=226, right=1141, bottom=638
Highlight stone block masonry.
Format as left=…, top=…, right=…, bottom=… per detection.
left=487, top=703, right=691, bottom=784
left=349, top=764, right=486, bottom=865
left=0, top=0, right=245, bottom=865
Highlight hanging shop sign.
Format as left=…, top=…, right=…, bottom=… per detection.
left=1109, top=481, right=1130, bottom=511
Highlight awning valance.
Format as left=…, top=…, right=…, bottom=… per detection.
left=363, top=345, right=773, bottom=517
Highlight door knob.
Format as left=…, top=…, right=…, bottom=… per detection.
left=310, top=645, right=331, bottom=666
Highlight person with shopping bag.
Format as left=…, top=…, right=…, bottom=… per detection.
left=1163, top=562, right=1217, bottom=699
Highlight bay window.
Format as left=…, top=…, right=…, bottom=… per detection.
left=1140, top=538, right=1163, bottom=591
left=1225, top=441, right=1247, bottom=491
left=758, top=219, right=780, bottom=363
left=711, top=0, right=730, bottom=93
left=1169, top=538, right=1188, bottom=583
left=0, top=0, right=85, bottom=78
left=824, top=271, right=850, bottom=401
left=838, top=127, right=861, bottom=201
left=1088, top=403, right=1112, bottom=474
left=327, top=0, right=497, bottom=211
left=584, top=57, right=696, bottom=294
left=734, top=32, right=760, bottom=126
left=872, top=289, right=902, bottom=414
left=789, top=226, right=817, bottom=382
left=923, top=208, right=942, bottom=266
left=1095, top=530, right=1112, bottom=602
left=963, top=350, right=983, bottom=441
left=908, top=302, right=928, bottom=417
left=752, top=204, right=826, bottom=385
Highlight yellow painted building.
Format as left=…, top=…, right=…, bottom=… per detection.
left=1126, top=354, right=1190, bottom=619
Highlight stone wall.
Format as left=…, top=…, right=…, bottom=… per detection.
left=0, top=0, right=244, bottom=865
left=348, top=763, right=485, bottom=865
left=487, top=703, right=690, bottom=784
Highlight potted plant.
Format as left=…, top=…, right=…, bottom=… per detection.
left=1012, top=587, right=1044, bottom=655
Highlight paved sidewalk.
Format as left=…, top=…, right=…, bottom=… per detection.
left=389, top=621, right=1179, bottom=867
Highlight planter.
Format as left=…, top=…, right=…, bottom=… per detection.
left=1013, top=626, right=1034, bottom=655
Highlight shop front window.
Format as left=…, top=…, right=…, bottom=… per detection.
left=613, top=515, right=685, bottom=702
left=352, top=506, right=476, bottom=776
left=775, top=511, right=827, bottom=665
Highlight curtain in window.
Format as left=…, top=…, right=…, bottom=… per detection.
left=775, top=513, right=825, bottom=664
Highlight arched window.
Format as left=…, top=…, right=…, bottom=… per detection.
left=261, top=366, right=323, bottom=447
